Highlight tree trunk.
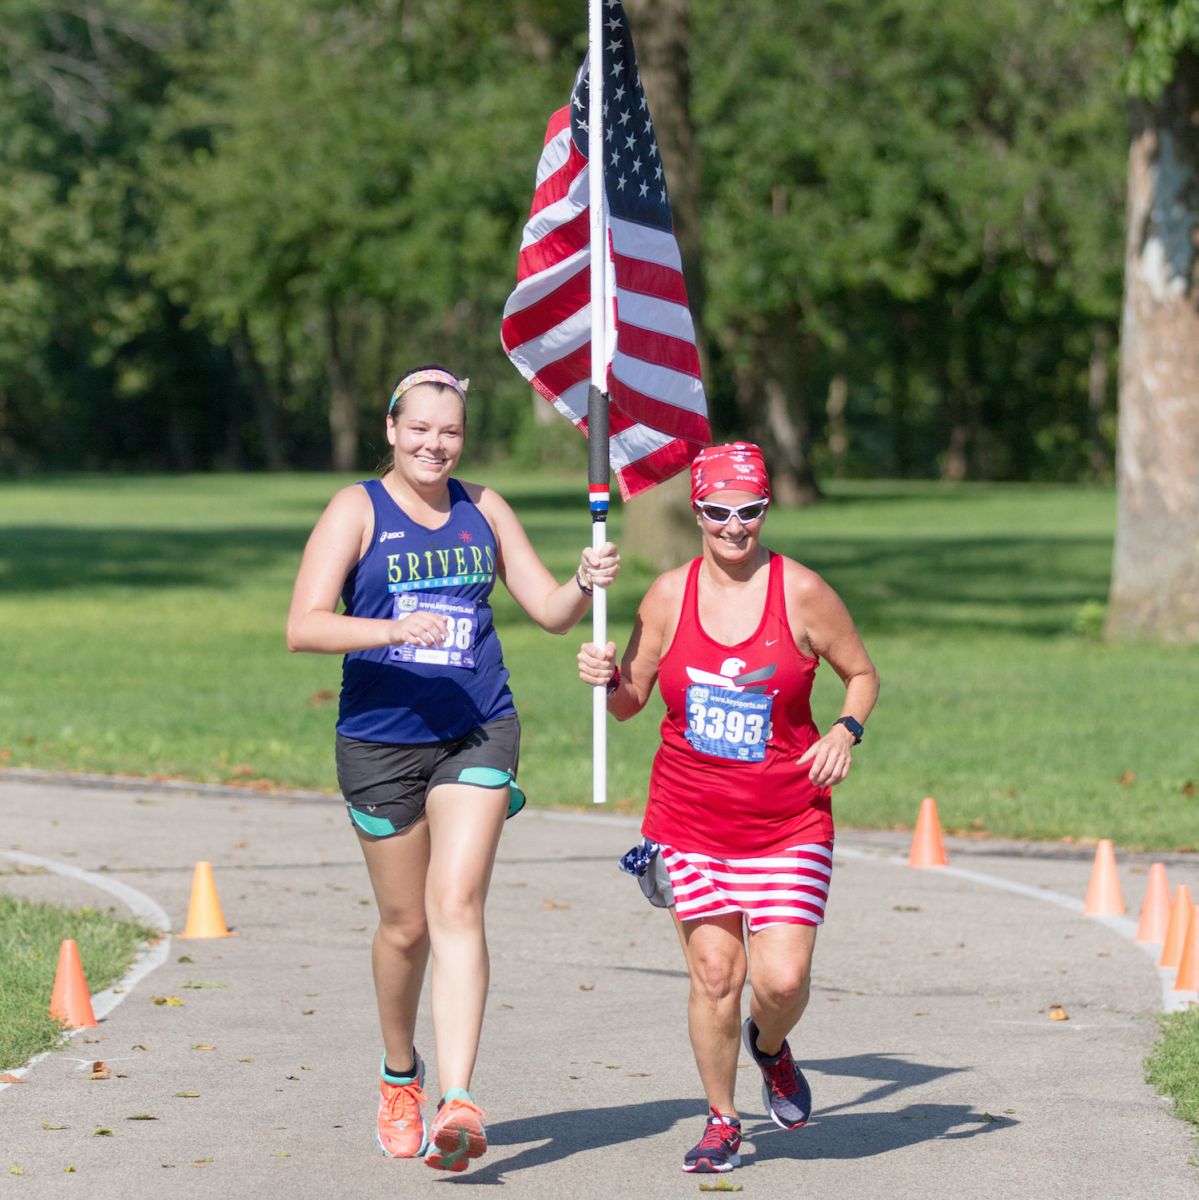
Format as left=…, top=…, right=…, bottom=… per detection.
left=621, top=0, right=710, bottom=569
left=236, top=315, right=284, bottom=470
left=326, top=300, right=360, bottom=473
left=940, top=424, right=967, bottom=482
left=1087, top=323, right=1112, bottom=479
left=826, top=374, right=848, bottom=477
left=890, top=310, right=916, bottom=476
left=940, top=318, right=977, bottom=482
left=620, top=470, right=697, bottom=572
left=743, top=328, right=822, bottom=506
left=1107, top=55, right=1199, bottom=642
left=0, top=384, right=17, bottom=470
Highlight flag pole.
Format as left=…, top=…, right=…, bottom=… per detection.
left=587, top=0, right=609, bottom=804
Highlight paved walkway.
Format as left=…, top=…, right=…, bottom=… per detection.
left=1, top=774, right=1196, bottom=1198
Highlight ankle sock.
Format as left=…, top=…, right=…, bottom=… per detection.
left=381, top=1051, right=418, bottom=1084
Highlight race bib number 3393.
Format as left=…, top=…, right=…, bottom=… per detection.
left=684, top=685, right=772, bottom=762
left=388, top=595, right=478, bottom=668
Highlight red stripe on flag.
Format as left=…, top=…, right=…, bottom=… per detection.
left=530, top=343, right=591, bottom=402
left=517, top=207, right=591, bottom=282
left=530, top=142, right=586, bottom=217
left=612, top=252, right=690, bottom=305
left=617, top=437, right=702, bottom=499
left=500, top=265, right=589, bottom=348
left=606, top=408, right=636, bottom=435
left=609, top=376, right=711, bottom=445
left=614, top=322, right=702, bottom=378
left=543, top=106, right=570, bottom=144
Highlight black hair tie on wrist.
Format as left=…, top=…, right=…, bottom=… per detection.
left=575, top=567, right=594, bottom=596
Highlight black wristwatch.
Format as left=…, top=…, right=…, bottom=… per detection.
left=833, top=716, right=864, bottom=745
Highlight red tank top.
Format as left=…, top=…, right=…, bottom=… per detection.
left=642, top=552, right=834, bottom=857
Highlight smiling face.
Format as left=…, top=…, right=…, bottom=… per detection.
left=386, top=385, right=466, bottom=490
left=694, top=487, right=769, bottom=566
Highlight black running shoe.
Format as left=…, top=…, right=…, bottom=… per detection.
left=682, top=1108, right=742, bottom=1174
left=742, top=1016, right=811, bottom=1129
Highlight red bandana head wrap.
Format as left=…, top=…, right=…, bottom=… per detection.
left=690, top=442, right=771, bottom=504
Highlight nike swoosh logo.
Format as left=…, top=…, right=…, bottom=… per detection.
left=765, top=639, right=779, bottom=646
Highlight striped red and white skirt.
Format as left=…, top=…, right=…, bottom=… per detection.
left=661, top=841, right=834, bottom=932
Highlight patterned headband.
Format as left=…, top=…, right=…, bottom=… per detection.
left=388, top=369, right=470, bottom=413
left=690, top=442, right=771, bottom=503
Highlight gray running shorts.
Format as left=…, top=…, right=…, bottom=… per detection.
left=335, top=714, right=524, bottom=840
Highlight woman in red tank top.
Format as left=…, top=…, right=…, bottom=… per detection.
left=579, top=443, right=878, bottom=1175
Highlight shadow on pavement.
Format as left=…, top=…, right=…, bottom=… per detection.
left=746, top=1102, right=1016, bottom=1164
left=457, top=1053, right=1013, bottom=1181
left=462, top=1099, right=699, bottom=1183
left=812, top=1051, right=969, bottom=1115
left=742, top=1052, right=1015, bottom=1163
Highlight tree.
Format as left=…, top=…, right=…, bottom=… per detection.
left=0, top=0, right=253, bottom=473
left=0, top=0, right=1137, bottom=484
left=144, top=0, right=577, bottom=471
left=1088, top=5, right=1199, bottom=642
left=693, top=0, right=1125, bottom=493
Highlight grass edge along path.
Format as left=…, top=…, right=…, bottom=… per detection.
left=1147, top=1010, right=1199, bottom=1161
left=0, top=893, right=155, bottom=1071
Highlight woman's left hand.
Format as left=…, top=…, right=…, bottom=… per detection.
left=796, top=725, right=856, bottom=788
left=578, top=542, right=621, bottom=592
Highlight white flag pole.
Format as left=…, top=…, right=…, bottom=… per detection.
left=587, top=0, right=609, bottom=804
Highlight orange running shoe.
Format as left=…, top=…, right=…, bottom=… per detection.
left=424, top=1089, right=487, bottom=1172
left=376, top=1053, right=428, bottom=1158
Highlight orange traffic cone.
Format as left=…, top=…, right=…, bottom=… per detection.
left=908, top=797, right=948, bottom=868
left=1135, top=862, right=1171, bottom=943
left=1172, top=905, right=1199, bottom=992
left=1159, top=884, right=1194, bottom=969
left=178, top=861, right=233, bottom=939
left=49, top=939, right=98, bottom=1029
left=1082, top=839, right=1125, bottom=915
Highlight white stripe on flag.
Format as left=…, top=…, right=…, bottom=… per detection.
left=609, top=214, right=687, bottom=270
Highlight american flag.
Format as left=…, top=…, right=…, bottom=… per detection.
left=501, top=0, right=710, bottom=500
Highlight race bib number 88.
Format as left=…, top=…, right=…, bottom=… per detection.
left=389, top=595, right=478, bottom=668
left=685, top=685, right=772, bottom=762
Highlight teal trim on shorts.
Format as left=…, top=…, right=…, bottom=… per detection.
left=349, top=807, right=397, bottom=837
left=456, top=767, right=527, bottom=820
left=457, top=766, right=510, bottom=789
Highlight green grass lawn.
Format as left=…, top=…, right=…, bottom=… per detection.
left=1, top=470, right=1196, bottom=849
left=1147, top=1010, right=1199, bottom=1161
left=0, top=894, right=155, bottom=1070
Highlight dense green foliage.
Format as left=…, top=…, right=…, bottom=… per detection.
left=2, top=472, right=1197, bottom=849
left=1084, top=0, right=1199, bottom=98
left=1, top=0, right=1131, bottom=480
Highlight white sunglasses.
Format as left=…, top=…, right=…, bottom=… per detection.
left=695, top=499, right=770, bottom=525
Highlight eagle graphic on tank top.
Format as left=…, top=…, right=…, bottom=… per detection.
left=685, top=658, right=777, bottom=693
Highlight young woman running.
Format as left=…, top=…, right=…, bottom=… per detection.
left=288, top=366, right=619, bottom=1172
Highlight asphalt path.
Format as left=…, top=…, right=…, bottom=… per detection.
left=1, top=773, right=1196, bottom=1198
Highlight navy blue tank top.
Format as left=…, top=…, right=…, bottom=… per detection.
left=336, top=478, right=516, bottom=744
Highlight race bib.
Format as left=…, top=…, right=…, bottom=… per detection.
left=388, top=595, right=478, bottom=668
left=684, top=685, right=772, bottom=762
